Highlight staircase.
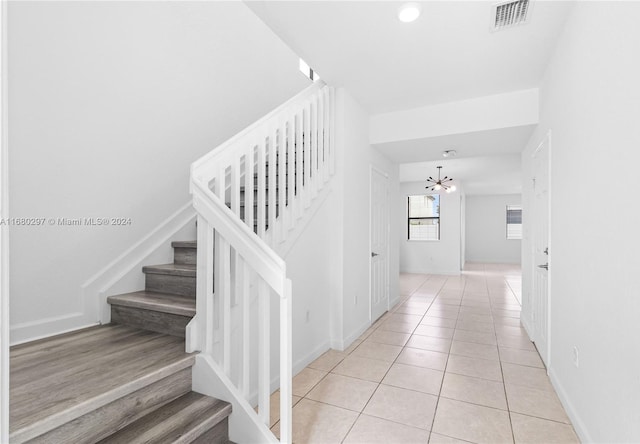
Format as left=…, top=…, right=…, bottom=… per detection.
left=9, top=82, right=334, bottom=444
left=9, top=240, right=232, bottom=443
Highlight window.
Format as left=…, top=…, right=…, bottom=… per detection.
left=408, top=194, right=440, bottom=240
left=299, top=58, right=320, bottom=82
left=506, top=205, right=522, bottom=240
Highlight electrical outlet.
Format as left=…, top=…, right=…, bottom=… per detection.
left=572, top=346, right=579, bottom=368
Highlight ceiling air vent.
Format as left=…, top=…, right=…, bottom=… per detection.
left=492, top=0, right=530, bottom=31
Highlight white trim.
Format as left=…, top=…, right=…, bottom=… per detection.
left=332, top=318, right=371, bottom=352
left=10, top=202, right=196, bottom=343
left=10, top=313, right=98, bottom=346
left=81, top=202, right=196, bottom=324
left=548, top=367, right=592, bottom=443
left=0, top=0, right=9, bottom=441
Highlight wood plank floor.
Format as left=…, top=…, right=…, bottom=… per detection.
left=10, top=324, right=193, bottom=436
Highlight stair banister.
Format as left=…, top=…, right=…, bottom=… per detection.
left=190, top=81, right=334, bottom=444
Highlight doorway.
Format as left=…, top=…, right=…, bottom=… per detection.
left=532, top=131, right=551, bottom=367
left=370, top=167, right=389, bottom=323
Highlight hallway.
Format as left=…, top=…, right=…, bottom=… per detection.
left=273, top=263, right=579, bottom=443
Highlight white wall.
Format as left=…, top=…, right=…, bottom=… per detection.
left=465, top=194, right=521, bottom=264
left=370, top=89, right=538, bottom=145
left=399, top=182, right=462, bottom=275
left=521, top=3, right=640, bottom=442
left=331, top=88, right=400, bottom=350
left=8, top=2, right=309, bottom=341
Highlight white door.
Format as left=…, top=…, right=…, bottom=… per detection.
left=532, top=132, right=550, bottom=367
left=370, top=168, right=389, bottom=323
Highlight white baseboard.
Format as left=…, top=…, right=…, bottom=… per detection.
left=548, top=367, right=592, bottom=443
left=11, top=203, right=196, bottom=345
left=10, top=312, right=98, bottom=346
left=331, top=318, right=371, bottom=352
left=81, top=202, right=196, bottom=324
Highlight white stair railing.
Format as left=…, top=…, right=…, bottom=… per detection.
left=190, top=82, right=334, bottom=443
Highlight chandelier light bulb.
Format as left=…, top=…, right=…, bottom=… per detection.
left=450, top=185, right=457, bottom=192
left=434, top=184, right=442, bottom=191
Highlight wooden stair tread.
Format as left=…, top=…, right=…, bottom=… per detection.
left=10, top=324, right=194, bottom=442
left=98, top=392, right=232, bottom=444
left=171, top=240, right=196, bottom=249
left=108, top=291, right=196, bottom=317
left=142, top=263, right=196, bottom=277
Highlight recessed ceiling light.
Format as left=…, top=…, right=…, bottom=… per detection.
left=398, top=3, right=421, bottom=23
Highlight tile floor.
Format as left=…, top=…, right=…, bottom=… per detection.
left=271, top=263, right=579, bottom=444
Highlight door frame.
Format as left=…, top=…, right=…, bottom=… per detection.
left=369, top=165, right=389, bottom=324
left=531, top=130, right=552, bottom=369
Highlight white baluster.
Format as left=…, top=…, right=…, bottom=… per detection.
left=303, top=102, right=311, bottom=209
left=240, top=259, right=251, bottom=398
left=245, top=145, right=254, bottom=233
left=258, top=279, right=270, bottom=427
left=221, top=237, right=231, bottom=375
left=257, top=136, right=266, bottom=238
left=287, top=115, right=296, bottom=231
left=268, top=124, right=277, bottom=244
left=295, top=110, right=303, bottom=220
left=279, top=279, right=293, bottom=444
left=278, top=116, right=287, bottom=242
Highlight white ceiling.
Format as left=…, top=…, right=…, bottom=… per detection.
left=375, top=124, right=536, bottom=163
left=400, top=154, right=523, bottom=195
left=246, top=0, right=574, bottom=113
left=247, top=0, right=573, bottom=194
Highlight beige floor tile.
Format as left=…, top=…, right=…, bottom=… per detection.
left=382, top=363, right=444, bottom=395
left=414, top=325, right=455, bottom=339
left=292, top=367, right=327, bottom=397
left=306, top=373, right=378, bottom=412
left=272, top=398, right=358, bottom=443
left=457, top=313, right=494, bottom=323
left=265, top=390, right=302, bottom=427
left=426, top=309, right=459, bottom=320
left=308, top=349, right=347, bottom=372
left=379, top=319, right=418, bottom=333
left=501, top=363, right=554, bottom=391
left=440, top=372, right=507, bottom=410
left=495, top=325, right=528, bottom=337
left=453, top=329, right=497, bottom=346
left=450, top=340, right=499, bottom=361
left=446, top=355, right=503, bottom=382
left=406, top=335, right=452, bottom=353
left=455, top=320, right=495, bottom=333
left=343, top=339, right=363, bottom=355
left=492, top=316, right=522, bottom=327
left=332, top=354, right=392, bottom=382
left=432, top=398, right=513, bottom=444
left=493, top=309, right=521, bottom=318
left=510, top=412, right=580, bottom=444
left=397, top=347, right=448, bottom=371
left=505, top=384, right=570, bottom=423
left=367, top=329, right=411, bottom=346
left=429, top=432, right=474, bottom=443
left=344, top=414, right=431, bottom=444
left=496, top=334, right=536, bottom=351
left=387, top=313, right=423, bottom=325
left=499, top=347, right=544, bottom=368
left=421, top=316, right=458, bottom=329
left=396, top=305, right=429, bottom=316
left=364, top=384, right=438, bottom=429
left=458, top=307, right=493, bottom=316
left=352, top=340, right=403, bottom=362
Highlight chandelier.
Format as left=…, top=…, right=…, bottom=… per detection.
left=426, top=166, right=456, bottom=193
